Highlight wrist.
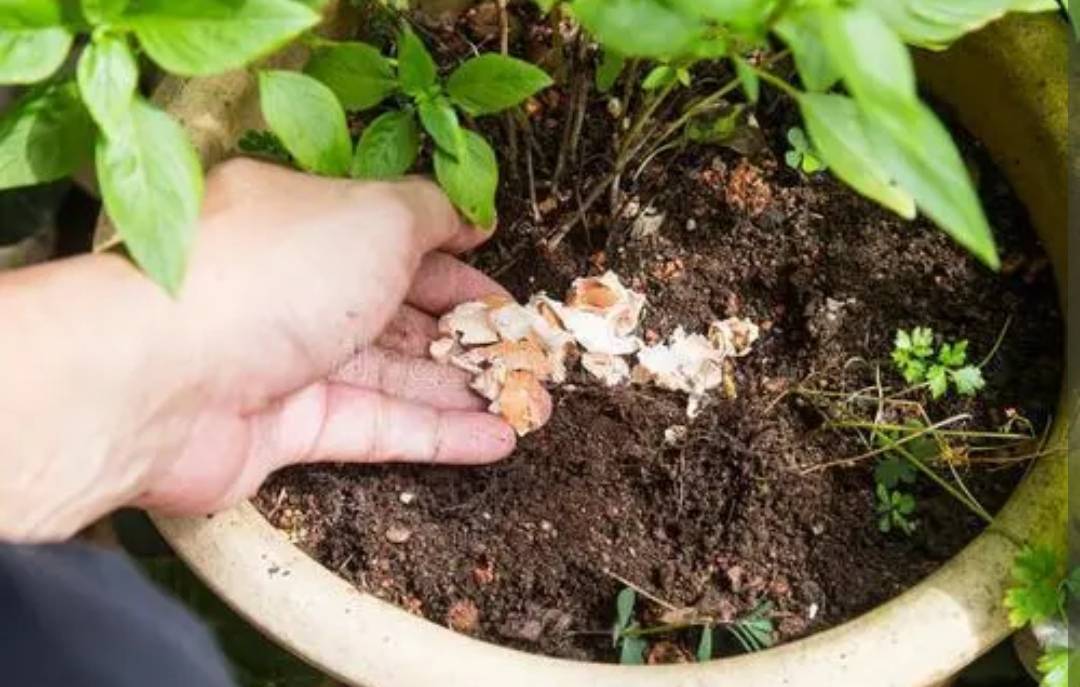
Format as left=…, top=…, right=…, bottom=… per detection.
left=0, top=250, right=177, bottom=540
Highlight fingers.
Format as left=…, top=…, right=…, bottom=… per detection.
left=329, top=347, right=486, bottom=411
left=374, top=305, right=439, bottom=357
left=260, top=384, right=516, bottom=469
left=407, top=251, right=513, bottom=315
left=389, top=177, right=492, bottom=255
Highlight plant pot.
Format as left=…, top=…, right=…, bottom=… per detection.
left=109, top=12, right=1068, bottom=687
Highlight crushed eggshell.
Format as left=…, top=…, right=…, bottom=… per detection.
left=581, top=352, right=631, bottom=387
left=634, top=318, right=760, bottom=419
left=428, top=270, right=759, bottom=434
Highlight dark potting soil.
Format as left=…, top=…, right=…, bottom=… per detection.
left=254, top=6, right=1063, bottom=663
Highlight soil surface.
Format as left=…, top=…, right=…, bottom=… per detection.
left=255, top=5, right=1063, bottom=662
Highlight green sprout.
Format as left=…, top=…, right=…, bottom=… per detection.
left=891, top=327, right=986, bottom=399
left=783, top=126, right=825, bottom=174
left=875, top=483, right=917, bottom=536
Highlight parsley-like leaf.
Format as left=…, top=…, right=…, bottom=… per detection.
left=874, top=455, right=917, bottom=489
left=1004, top=545, right=1066, bottom=628
left=927, top=365, right=949, bottom=398
left=950, top=366, right=985, bottom=396
left=938, top=339, right=968, bottom=367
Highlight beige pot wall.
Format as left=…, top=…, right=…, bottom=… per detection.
left=137, top=12, right=1068, bottom=687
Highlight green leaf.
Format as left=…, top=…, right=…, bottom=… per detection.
left=619, top=634, right=647, bottom=664
left=727, top=601, right=775, bottom=652
left=927, top=365, right=948, bottom=398
left=796, top=93, right=916, bottom=219
left=82, top=0, right=130, bottom=24
left=258, top=70, right=351, bottom=176
left=435, top=129, right=498, bottom=228
left=571, top=0, right=703, bottom=58
left=0, top=25, right=73, bottom=84
left=614, top=587, right=636, bottom=634
left=773, top=7, right=839, bottom=92
left=397, top=24, right=437, bottom=96
left=732, top=56, right=758, bottom=103
left=950, top=366, right=985, bottom=396
left=96, top=98, right=203, bottom=295
left=641, top=65, right=676, bottom=91
left=77, top=34, right=139, bottom=133
left=874, top=455, right=917, bottom=489
left=122, top=0, right=320, bottom=76
left=1037, top=648, right=1073, bottom=687
left=696, top=626, right=713, bottom=663
left=595, top=48, right=626, bottom=93
left=861, top=100, right=998, bottom=268
left=418, top=95, right=464, bottom=158
left=783, top=149, right=801, bottom=170
left=351, top=109, right=419, bottom=180
left=801, top=153, right=824, bottom=174
left=910, top=326, right=934, bottom=355
left=1004, top=545, right=1066, bottom=628
left=937, top=340, right=969, bottom=367
left=447, top=54, right=553, bottom=115
left=0, top=82, right=95, bottom=189
left=237, top=129, right=292, bottom=164
left=865, top=0, right=1058, bottom=51
left=821, top=4, right=916, bottom=107
left=305, top=41, right=397, bottom=111
left=787, top=127, right=808, bottom=152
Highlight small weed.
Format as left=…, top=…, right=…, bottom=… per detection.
left=1004, top=543, right=1077, bottom=687
left=783, top=127, right=825, bottom=174
left=610, top=586, right=774, bottom=664
left=874, top=483, right=917, bottom=536
left=891, top=327, right=985, bottom=399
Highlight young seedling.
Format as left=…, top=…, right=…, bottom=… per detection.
left=892, top=327, right=986, bottom=399
left=783, top=127, right=825, bottom=174
left=610, top=586, right=775, bottom=664
left=1004, top=544, right=1077, bottom=687
left=611, top=587, right=647, bottom=665
left=255, top=24, right=552, bottom=229
left=874, top=482, right=917, bottom=536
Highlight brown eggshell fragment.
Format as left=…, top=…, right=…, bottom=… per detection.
left=493, top=371, right=552, bottom=436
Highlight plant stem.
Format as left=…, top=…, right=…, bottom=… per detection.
left=616, top=80, right=679, bottom=167
left=827, top=420, right=1029, bottom=441
left=977, top=316, right=1013, bottom=368
left=879, top=435, right=995, bottom=524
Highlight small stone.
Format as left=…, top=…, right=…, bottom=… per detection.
left=384, top=524, right=412, bottom=544
left=447, top=599, right=480, bottom=633
left=686, top=218, right=698, bottom=232
left=808, top=602, right=820, bottom=620
left=399, top=491, right=416, bottom=505
left=663, top=425, right=688, bottom=445
left=540, top=520, right=553, bottom=532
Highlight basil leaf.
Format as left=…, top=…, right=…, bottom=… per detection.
left=861, top=100, right=998, bottom=269
left=447, top=54, right=552, bottom=115
left=96, top=98, right=203, bottom=295
left=0, top=26, right=72, bottom=84
left=797, top=92, right=915, bottom=219
left=77, top=34, right=139, bottom=133
left=122, top=0, right=320, bottom=76
left=258, top=70, right=351, bottom=176
left=572, top=0, right=703, bottom=58
left=418, top=95, right=464, bottom=158
left=866, top=0, right=1057, bottom=50
left=305, top=41, right=396, bottom=111
left=351, top=109, right=419, bottom=180
left=0, top=82, right=94, bottom=189
left=82, top=0, right=130, bottom=24
left=821, top=4, right=915, bottom=107
left=733, top=55, right=758, bottom=103
left=595, top=48, right=625, bottom=93
left=397, top=24, right=437, bottom=96
left=434, top=129, right=497, bottom=228
left=773, top=7, right=839, bottom=92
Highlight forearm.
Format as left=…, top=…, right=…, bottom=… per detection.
left=0, top=251, right=176, bottom=541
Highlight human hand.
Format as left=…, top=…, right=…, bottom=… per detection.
left=0, top=159, right=528, bottom=541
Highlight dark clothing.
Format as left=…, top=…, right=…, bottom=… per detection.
left=0, top=543, right=233, bottom=687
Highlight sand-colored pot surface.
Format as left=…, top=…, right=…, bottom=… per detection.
left=137, top=13, right=1068, bottom=687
